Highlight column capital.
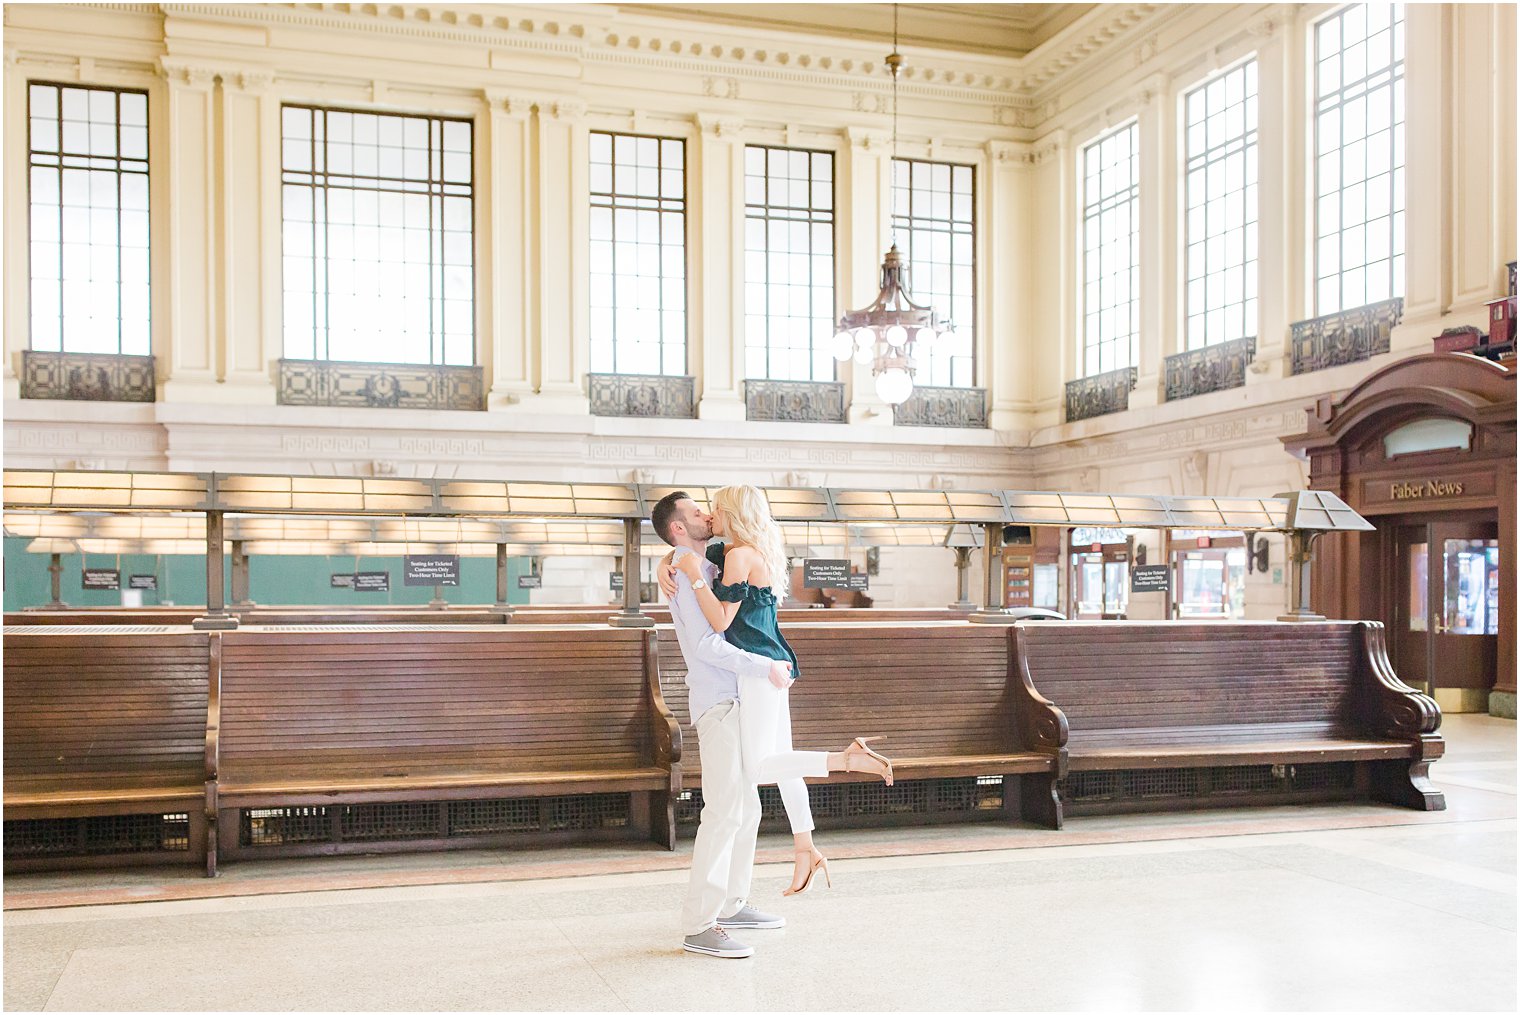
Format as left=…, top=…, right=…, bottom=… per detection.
left=845, top=124, right=887, bottom=152
left=221, top=68, right=275, bottom=95
left=483, top=90, right=535, bottom=118
left=693, top=112, right=744, bottom=139
left=539, top=97, right=586, bottom=122
left=157, top=57, right=218, bottom=91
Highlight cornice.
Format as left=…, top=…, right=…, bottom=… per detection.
left=18, top=3, right=1178, bottom=130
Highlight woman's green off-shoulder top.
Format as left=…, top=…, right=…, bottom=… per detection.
left=706, top=542, right=801, bottom=678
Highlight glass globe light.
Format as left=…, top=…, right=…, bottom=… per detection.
left=884, top=324, right=908, bottom=346
left=914, top=326, right=935, bottom=346
left=853, top=344, right=874, bottom=366
left=875, top=368, right=913, bottom=404
left=831, top=330, right=856, bottom=361
left=854, top=327, right=874, bottom=349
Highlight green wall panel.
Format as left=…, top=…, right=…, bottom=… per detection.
left=3, top=537, right=533, bottom=611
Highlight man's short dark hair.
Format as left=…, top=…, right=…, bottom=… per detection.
left=651, top=490, right=692, bottom=546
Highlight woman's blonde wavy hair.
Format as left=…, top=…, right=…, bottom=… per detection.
left=711, top=484, right=789, bottom=600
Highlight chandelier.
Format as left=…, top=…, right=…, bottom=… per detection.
left=831, top=5, right=955, bottom=406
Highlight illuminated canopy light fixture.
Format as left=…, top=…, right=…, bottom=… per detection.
left=832, top=4, right=956, bottom=405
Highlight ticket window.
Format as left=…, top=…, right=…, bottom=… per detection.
left=1173, top=547, right=1247, bottom=619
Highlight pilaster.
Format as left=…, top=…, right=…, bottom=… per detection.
left=528, top=97, right=591, bottom=414
left=3, top=48, right=28, bottom=399
left=983, top=138, right=1023, bottom=430
left=157, top=58, right=220, bottom=402
left=1392, top=3, right=1448, bottom=348
left=217, top=68, right=278, bottom=404
left=1248, top=15, right=1291, bottom=384
left=483, top=91, right=535, bottom=409
left=692, top=113, right=746, bottom=421
left=1132, top=74, right=1169, bottom=409
left=843, top=125, right=892, bottom=425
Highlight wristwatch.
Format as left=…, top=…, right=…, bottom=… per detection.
left=691, top=577, right=708, bottom=591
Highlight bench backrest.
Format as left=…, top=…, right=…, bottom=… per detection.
left=658, top=622, right=1016, bottom=776
left=1017, top=621, right=1367, bottom=746
left=216, top=625, right=659, bottom=780
left=6, top=609, right=205, bottom=625
left=3, top=627, right=210, bottom=787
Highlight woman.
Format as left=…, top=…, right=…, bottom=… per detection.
left=665, top=484, right=892, bottom=896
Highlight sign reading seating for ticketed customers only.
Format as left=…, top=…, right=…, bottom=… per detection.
left=802, top=559, right=851, bottom=588
left=1130, top=564, right=1170, bottom=593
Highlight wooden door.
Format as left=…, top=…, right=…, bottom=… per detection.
left=1394, top=520, right=1499, bottom=693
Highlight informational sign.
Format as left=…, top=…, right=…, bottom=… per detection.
left=404, top=554, right=460, bottom=587
left=845, top=574, right=869, bottom=591
left=802, top=559, right=851, bottom=588
left=82, top=568, right=120, bottom=590
left=128, top=574, right=158, bottom=591
left=331, top=573, right=355, bottom=589
left=517, top=575, right=543, bottom=589
left=609, top=572, right=624, bottom=591
left=352, top=571, right=391, bottom=592
left=1196, top=536, right=1212, bottom=548
left=1130, top=564, right=1170, bottom=593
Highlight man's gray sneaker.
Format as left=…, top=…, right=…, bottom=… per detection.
left=682, top=925, right=755, bottom=958
left=717, top=904, right=786, bottom=930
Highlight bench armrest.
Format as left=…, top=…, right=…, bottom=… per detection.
left=1358, top=621, right=1441, bottom=739
left=1010, top=626, right=1069, bottom=754
left=643, top=631, right=683, bottom=769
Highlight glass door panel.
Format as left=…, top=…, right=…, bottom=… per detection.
left=1442, top=538, right=1499, bottom=635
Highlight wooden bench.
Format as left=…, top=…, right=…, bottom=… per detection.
left=657, top=622, right=1064, bottom=829
left=3, top=626, right=212, bottom=869
left=209, top=625, right=681, bottom=873
left=1015, top=620, right=1444, bottom=821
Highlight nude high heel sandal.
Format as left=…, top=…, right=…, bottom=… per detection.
left=846, top=736, right=894, bottom=786
left=782, top=849, right=831, bottom=897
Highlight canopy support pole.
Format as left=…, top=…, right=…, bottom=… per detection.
left=610, top=518, right=654, bottom=628
left=491, top=543, right=515, bottom=619
left=969, top=522, right=1017, bottom=624
left=193, top=511, right=238, bottom=630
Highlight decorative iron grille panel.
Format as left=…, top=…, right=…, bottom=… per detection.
left=1164, top=335, right=1256, bottom=401
left=278, top=358, right=483, bottom=410
left=4, top=813, right=189, bottom=858
left=21, top=350, right=155, bottom=402
left=1290, top=297, right=1402, bottom=374
left=243, top=807, right=331, bottom=846
left=448, top=798, right=539, bottom=835
left=340, top=803, right=441, bottom=841
left=546, top=793, right=629, bottom=831
left=1063, top=762, right=1356, bottom=804
left=677, top=778, right=1005, bottom=829
left=1065, top=366, right=1137, bottom=422
left=893, top=386, right=988, bottom=428
left=744, top=379, right=845, bottom=423
left=588, top=373, right=695, bottom=418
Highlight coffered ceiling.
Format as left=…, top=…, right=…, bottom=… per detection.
left=617, top=4, right=1098, bottom=58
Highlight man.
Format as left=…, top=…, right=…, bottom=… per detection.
left=651, top=490, right=793, bottom=959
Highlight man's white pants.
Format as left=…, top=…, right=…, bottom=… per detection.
left=681, top=699, right=761, bottom=936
